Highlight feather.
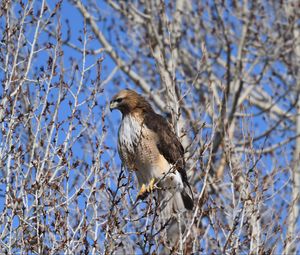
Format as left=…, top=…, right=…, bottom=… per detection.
left=111, top=89, right=194, bottom=214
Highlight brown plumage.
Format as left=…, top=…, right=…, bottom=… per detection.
left=110, top=89, right=194, bottom=215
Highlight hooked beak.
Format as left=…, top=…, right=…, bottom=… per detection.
left=109, top=101, right=118, bottom=112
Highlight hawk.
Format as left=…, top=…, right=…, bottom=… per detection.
left=110, top=89, right=193, bottom=216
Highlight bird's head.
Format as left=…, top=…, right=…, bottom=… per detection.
left=109, top=89, right=152, bottom=115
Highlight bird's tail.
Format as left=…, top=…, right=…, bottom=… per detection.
left=157, top=187, right=193, bottom=248
left=158, top=190, right=185, bottom=219
left=181, top=187, right=194, bottom=210
left=158, top=185, right=194, bottom=218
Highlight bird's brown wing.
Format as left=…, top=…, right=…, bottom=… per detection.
left=144, top=111, right=194, bottom=210
left=143, top=111, right=188, bottom=184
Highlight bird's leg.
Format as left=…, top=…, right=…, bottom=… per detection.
left=137, top=178, right=156, bottom=200
left=137, top=184, right=147, bottom=200
left=146, top=178, right=156, bottom=193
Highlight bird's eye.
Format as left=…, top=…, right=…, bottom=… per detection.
left=115, top=98, right=123, bottom=103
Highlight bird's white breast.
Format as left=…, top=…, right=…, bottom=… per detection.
left=117, top=114, right=183, bottom=191
left=118, top=114, right=143, bottom=156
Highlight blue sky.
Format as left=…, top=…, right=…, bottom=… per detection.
left=0, top=0, right=298, bottom=253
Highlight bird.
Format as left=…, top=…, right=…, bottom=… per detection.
left=109, top=89, right=194, bottom=218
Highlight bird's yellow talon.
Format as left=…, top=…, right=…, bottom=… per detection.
left=136, top=178, right=157, bottom=200
left=147, top=178, right=156, bottom=193
left=137, top=184, right=147, bottom=199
